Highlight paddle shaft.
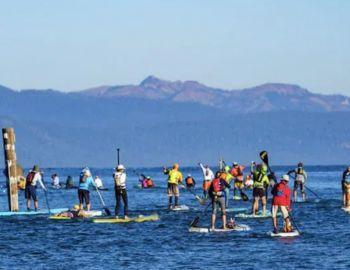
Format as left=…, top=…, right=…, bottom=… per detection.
left=180, top=183, right=205, bottom=205
left=117, top=148, right=120, bottom=165
left=289, top=175, right=321, bottom=199
left=42, top=175, right=51, bottom=214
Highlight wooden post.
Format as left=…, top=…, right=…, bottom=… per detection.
left=2, top=128, right=19, bottom=211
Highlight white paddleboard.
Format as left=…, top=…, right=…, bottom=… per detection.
left=226, top=207, right=248, bottom=213
left=171, top=205, right=189, bottom=211
left=189, top=224, right=251, bottom=233
left=269, top=230, right=300, bottom=237
left=232, top=195, right=242, bottom=201
left=235, top=211, right=280, bottom=219
left=341, top=207, right=350, bottom=213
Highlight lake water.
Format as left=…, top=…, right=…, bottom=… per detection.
left=0, top=166, right=349, bottom=269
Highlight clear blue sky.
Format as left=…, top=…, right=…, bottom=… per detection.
left=0, top=0, right=349, bottom=94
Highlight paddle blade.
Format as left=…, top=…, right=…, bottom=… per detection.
left=104, top=207, right=112, bottom=216
left=189, top=216, right=200, bottom=228
left=240, top=191, right=249, bottom=201
left=259, top=150, right=269, bottom=165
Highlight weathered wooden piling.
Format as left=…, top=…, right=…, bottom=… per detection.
left=2, top=128, right=19, bottom=211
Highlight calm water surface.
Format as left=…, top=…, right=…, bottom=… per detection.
left=0, top=166, right=349, bottom=269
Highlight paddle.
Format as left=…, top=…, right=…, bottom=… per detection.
left=189, top=201, right=213, bottom=227
left=42, top=174, right=51, bottom=214
left=289, top=175, right=322, bottom=200
left=117, top=148, right=120, bottom=165
left=240, top=190, right=249, bottom=201
left=259, top=150, right=272, bottom=173
left=180, top=183, right=206, bottom=205
left=287, top=207, right=301, bottom=234
left=95, top=185, right=111, bottom=216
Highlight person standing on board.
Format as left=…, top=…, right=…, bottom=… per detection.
left=342, top=166, right=350, bottom=208
left=199, top=163, right=214, bottom=199
left=251, top=163, right=270, bottom=215
left=113, top=164, right=128, bottom=218
left=287, top=162, right=308, bottom=202
left=163, top=163, right=183, bottom=209
left=78, top=167, right=96, bottom=211
left=25, top=165, right=47, bottom=211
left=209, top=171, right=231, bottom=230
left=271, top=175, right=293, bottom=234
left=230, top=162, right=245, bottom=198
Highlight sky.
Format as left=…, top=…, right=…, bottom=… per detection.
left=0, top=0, right=349, bottom=94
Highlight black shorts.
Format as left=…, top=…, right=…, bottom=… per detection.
left=253, top=187, right=265, bottom=198
left=294, top=181, right=304, bottom=192
left=78, top=189, right=90, bottom=204
left=25, top=185, right=37, bottom=201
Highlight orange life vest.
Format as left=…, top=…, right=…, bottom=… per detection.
left=186, top=177, right=194, bottom=185
left=146, top=179, right=154, bottom=187
left=203, top=180, right=212, bottom=191
left=230, top=165, right=244, bottom=181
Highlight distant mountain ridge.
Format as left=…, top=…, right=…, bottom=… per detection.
left=80, top=76, right=350, bottom=112
left=1, top=77, right=350, bottom=167
left=1, top=76, right=349, bottom=113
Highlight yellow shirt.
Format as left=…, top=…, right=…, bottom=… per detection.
left=167, top=169, right=183, bottom=185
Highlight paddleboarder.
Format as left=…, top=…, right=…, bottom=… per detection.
left=287, top=162, right=308, bottom=202
left=251, top=163, right=270, bottom=215
left=185, top=174, right=196, bottom=189
left=199, top=163, right=214, bottom=199
left=230, top=162, right=245, bottom=197
left=78, top=167, right=96, bottom=211
left=25, top=165, right=47, bottom=211
left=113, top=164, right=128, bottom=218
left=271, top=175, right=293, bottom=234
left=209, top=171, right=231, bottom=230
left=163, top=163, right=183, bottom=209
left=342, top=166, right=350, bottom=208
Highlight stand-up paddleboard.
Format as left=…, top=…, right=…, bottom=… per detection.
left=235, top=211, right=280, bottom=219
left=170, top=205, right=190, bottom=211
left=269, top=230, right=300, bottom=237
left=49, top=210, right=103, bottom=220
left=232, top=195, right=242, bottom=201
left=0, top=208, right=68, bottom=217
left=341, top=207, right=350, bottom=213
left=226, top=207, right=248, bottom=213
left=92, top=214, right=159, bottom=224
left=189, top=224, right=251, bottom=233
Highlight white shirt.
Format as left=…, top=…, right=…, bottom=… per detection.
left=113, top=172, right=126, bottom=188
left=94, top=177, right=103, bottom=188
left=30, top=172, right=46, bottom=190
left=199, top=163, right=214, bottom=181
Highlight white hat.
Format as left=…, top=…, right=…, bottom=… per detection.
left=117, top=164, right=125, bottom=170
left=233, top=162, right=238, bottom=166
left=281, top=175, right=289, bottom=182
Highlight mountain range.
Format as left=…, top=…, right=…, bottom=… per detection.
left=0, top=76, right=349, bottom=167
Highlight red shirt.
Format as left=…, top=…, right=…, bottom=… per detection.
left=272, top=181, right=291, bottom=207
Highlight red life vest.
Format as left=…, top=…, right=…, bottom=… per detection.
left=26, top=172, right=35, bottom=185
left=212, top=178, right=224, bottom=193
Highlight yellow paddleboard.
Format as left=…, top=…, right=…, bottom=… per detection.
left=92, top=214, right=159, bottom=224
